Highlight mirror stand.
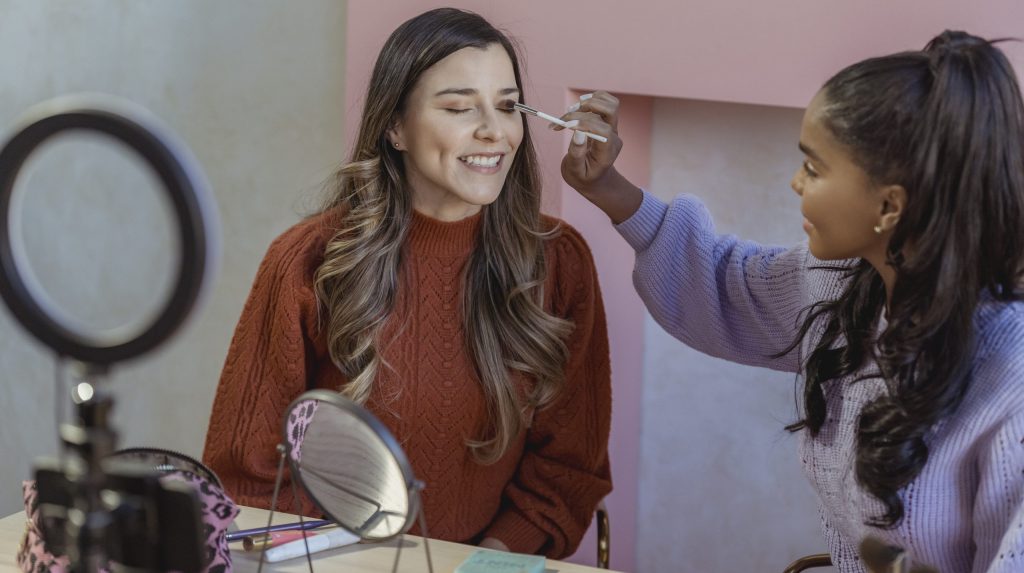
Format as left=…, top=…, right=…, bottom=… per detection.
left=260, top=444, right=436, bottom=573
left=389, top=480, right=434, bottom=573
left=257, top=445, right=317, bottom=573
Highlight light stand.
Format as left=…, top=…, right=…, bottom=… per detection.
left=0, top=95, right=220, bottom=572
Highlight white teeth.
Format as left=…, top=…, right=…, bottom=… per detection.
left=460, top=155, right=500, bottom=167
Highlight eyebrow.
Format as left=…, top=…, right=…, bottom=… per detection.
left=433, top=87, right=520, bottom=97
left=798, top=142, right=827, bottom=167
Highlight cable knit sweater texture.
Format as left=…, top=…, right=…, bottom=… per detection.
left=616, top=190, right=1024, bottom=573
left=202, top=209, right=612, bottom=558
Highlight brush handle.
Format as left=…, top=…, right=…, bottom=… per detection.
left=580, top=131, right=608, bottom=143
left=535, top=110, right=569, bottom=127
left=523, top=106, right=609, bottom=143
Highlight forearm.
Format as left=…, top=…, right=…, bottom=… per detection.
left=616, top=191, right=810, bottom=371
left=575, top=167, right=644, bottom=224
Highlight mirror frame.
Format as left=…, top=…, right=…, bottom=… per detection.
left=281, top=388, right=422, bottom=541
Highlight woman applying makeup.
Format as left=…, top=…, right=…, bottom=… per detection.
left=562, top=32, right=1024, bottom=572
left=202, top=8, right=611, bottom=557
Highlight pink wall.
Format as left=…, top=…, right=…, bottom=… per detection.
left=343, top=1, right=1024, bottom=145
left=343, top=2, right=1024, bottom=570
left=558, top=92, right=651, bottom=570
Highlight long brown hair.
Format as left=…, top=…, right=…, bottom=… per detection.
left=785, top=31, right=1024, bottom=527
left=313, top=8, right=572, bottom=463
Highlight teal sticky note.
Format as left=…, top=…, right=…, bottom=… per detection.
left=454, top=549, right=546, bottom=573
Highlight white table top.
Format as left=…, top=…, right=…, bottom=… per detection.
left=1, top=505, right=621, bottom=572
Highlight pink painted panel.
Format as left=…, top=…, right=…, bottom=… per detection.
left=557, top=93, right=651, bottom=570
left=344, top=1, right=1024, bottom=143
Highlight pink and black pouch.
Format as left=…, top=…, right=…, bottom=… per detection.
left=16, top=448, right=239, bottom=573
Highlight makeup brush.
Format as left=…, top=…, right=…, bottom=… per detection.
left=513, top=102, right=608, bottom=143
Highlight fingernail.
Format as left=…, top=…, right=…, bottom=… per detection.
left=563, top=120, right=580, bottom=129
left=566, top=103, right=580, bottom=113
left=573, top=131, right=587, bottom=145
left=580, top=93, right=594, bottom=101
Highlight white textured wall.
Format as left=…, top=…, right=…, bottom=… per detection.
left=638, top=98, right=837, bottom=572
left=0, top=0, right=347, bottom=515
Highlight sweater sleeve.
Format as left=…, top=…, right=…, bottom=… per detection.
left=614, top=189, right=839, bottom=373
left=973, top=411, right=1024, bottom=573
left=482, top=225, right=613, bottom=559
left=202, top=225, right=323, bottom=515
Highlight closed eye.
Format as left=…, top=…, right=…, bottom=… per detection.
left=445, top=108, right=472, bottom=115
left=803, top=160, right=818, bottom=178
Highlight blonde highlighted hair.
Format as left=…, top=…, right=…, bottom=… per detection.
left=313, top=8, right=572, bottom=463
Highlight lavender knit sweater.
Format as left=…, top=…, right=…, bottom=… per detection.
left=615, top=190, right=1024, bottom=573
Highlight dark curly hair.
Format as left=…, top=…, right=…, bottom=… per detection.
left=786, top=30, right=1024, bottom=527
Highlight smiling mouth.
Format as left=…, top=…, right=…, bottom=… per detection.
left=459, top=154, right=503, bottom=168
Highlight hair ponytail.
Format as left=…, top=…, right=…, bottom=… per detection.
left=788, top=30, right=1024, bottom=527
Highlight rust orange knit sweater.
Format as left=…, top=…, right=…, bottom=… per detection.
left=202, top=208, right=612, bottom=558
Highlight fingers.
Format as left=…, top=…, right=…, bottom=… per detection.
left=566, top=91, right=620, bottom=129
left=551, top=110, right=611, bottom=134
left=565, top=92, right=594, bottom=114
left=562, top=97, right=617, bottom=160
left=563, top=111, right=622, bottom=186
left=558, top=111, right=615, bottom=164
left=550, top=91, right=620, bottom=133
left=569, top=129, right=588, bottom=158
left=557, top=90, right=624, bottom=194
left=551, top=112, right=612, bottom=146
left=548, top=118, right=580, bottom=133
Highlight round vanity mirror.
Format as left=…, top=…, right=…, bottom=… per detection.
left=283, top=389, right=423, bottom=541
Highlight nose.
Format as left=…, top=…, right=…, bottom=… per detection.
left=790, top=167, right=804, bottom=197
left=475, top=107, right=506, bottom=142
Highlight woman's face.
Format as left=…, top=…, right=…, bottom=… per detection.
left=791, top=90, right=892, bottom=263
left=390, top=43, right=523, bottom=221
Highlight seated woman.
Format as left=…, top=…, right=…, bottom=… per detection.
left=202, top=7, right=612, bottom=558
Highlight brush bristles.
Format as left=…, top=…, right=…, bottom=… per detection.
left=513, top=102, right=538, bottom=115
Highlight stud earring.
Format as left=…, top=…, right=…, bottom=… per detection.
left=873, top=225, right=883, bottom=235
left=393, top=142, right=400, bottom=149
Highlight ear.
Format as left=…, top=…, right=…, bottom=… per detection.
left=386, top=118, right=406, bottom=151
left=877, top=184, right=906, bottom=232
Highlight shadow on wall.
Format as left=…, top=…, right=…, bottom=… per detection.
left=638, top=96, right=835, bottom=573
